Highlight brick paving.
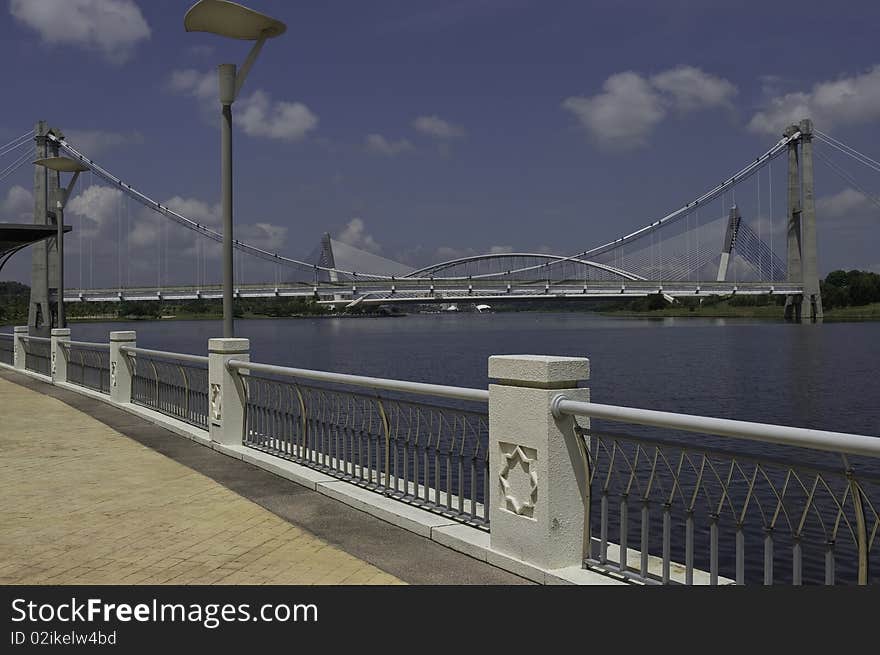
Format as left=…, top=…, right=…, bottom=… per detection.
left=0, top=377, right=403, bottom=585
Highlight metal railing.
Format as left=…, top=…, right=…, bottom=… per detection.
left=552, top=398, right=880, bottom=585
left=22, top=336, right=50, bottom=376
left=63, top=340, right=110, bottom=394
left=0, top=333, right=12, bottom=366
left=123, top=346, right=209, bottom=429
left=228, top=360, right=491, bottom=528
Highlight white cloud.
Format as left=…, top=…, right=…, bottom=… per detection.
left=163, top=196, right=220, bottom=227
left=1, top=185, right=33, bottom=222
left=816, top=188, right=871, bottom=218
left=562, top=66, right=736, bottom=150
left=67, top=184, right=123, bottom=236
left=748, top=65, right=880, bottom=135
left=238, top=222, right=288, bottom=252
left=650, top=66, right=737, bottom=112
left=169, top=70, right=318, bottom=142
left=365, top=134, right=414, bottom=156
left=413, top=115, right=466, bottom=139
left=237, top=91, right=318, bottom=141
left=562, top=72, right=664, bottom=150
left=337, top=218, right=382, bottom=254
left=10, top=0, right=150, bottom=64
left=168, top=68, right=215, bottom=101
left=64, top=129, right=144, bottom=155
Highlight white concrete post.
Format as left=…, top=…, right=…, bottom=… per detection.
left=110, top=331, right=136, bottom=404
left=50, top=328, right=71, bottom=383
left=488, top=355, right=591, bottom=571
left=13, top=326, right=27, bottom=370
left=208, top=338, right=249, bottom=446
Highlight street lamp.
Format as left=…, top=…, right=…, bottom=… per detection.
left=184, top=0, right=287, bottom=337
left=33, top=156, right=89, bottom=329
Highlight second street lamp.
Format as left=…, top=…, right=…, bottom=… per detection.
left=184, top=0, right=287, bottom=338
left=33, top=156, right=89, bottom=329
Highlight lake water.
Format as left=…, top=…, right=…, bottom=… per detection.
left=71, top=312, right=880, bottom=435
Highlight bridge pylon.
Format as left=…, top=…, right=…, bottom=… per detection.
left=783, top=119, right=822, bottom=322
left=27, top=121, right=64, bottom=336
left=716, top=205, right=741, bottom=282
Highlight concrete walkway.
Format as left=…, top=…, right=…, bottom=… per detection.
left=0, top=371, right=528, bottom=585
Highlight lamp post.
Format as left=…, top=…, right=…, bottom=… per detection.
left=184, top=0, right=287, bottom=338
left=33, top=156, right=89, bottom=329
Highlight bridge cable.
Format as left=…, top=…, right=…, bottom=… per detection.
left=0, top=133, right=33, bottom=162
left=48, top=131, right=797, bottom=286
left=0, top=148, right=33, bottom=183
left=0, top=130, right=34, bottom=157
left=815, top=130, right=880, bottom=174
left=815, top=148, right=880, bottom=214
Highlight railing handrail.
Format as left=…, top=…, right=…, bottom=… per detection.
left=0, top=333, right=13, bottom=339
left=227, top=359, right=489, bottom=404
left=62, top=340, right=110, bottom=350
left=121, top=345, right=208, bottom=365
left=21, top=335, right=50, bottom=343
left=552, top=397, right=880, bottom=459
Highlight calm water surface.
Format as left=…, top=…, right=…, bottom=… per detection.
left=72, top=312, right=880, bottom=435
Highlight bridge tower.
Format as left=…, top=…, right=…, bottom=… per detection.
left=716, top=205, right=741, bottom=282
left=28, top=121, right=64, bottom=336
left=783, top=119, right=822, bottom=322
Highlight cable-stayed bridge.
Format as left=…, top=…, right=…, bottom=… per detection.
left=4, top=116, right=879, bottom=331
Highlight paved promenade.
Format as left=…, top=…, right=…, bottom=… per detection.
left=0, top=376, right=402, bottom=585
left=0, top=371, right=527, bottom=585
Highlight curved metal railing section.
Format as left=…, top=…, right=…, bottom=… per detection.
left=227, top=360, right=491, bottom=528
left=0, top=333, right=13, bottom=366
left=122, top=346, right=210, bottom=429
left=62, top=340, right=111, bottom=394
left=22, top=336, right=51, bottom=376
left=552, top=398, right=880, bottom=585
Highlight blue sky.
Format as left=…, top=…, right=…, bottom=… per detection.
left=2, top=0, right=880, bottom=286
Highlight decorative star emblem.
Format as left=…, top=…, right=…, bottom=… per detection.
left=499, top=445, right=538, bottom=516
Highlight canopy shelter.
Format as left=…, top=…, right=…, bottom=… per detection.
left=0, top=223, right=71, bottom=273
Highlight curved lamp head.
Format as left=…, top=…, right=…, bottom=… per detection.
left=184, top=0, right=286, bottom=39
left=33, top=157, right=89, bottom=173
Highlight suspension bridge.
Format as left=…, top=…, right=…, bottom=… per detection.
left=3, top=116, right=880, bottom=333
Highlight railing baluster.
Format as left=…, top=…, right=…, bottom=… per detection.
left=710, top=515, right=719, bottom=585
left=469, top=456, right=477, bottom=521
left=850, top=476, right=869, bottom=586
left=458, top=454, right=464, bottom=515
left=685, top=511, right=694, bottom=585
left=662, top=503, right=671, bottom=584
left=640, top=500, right=649, bottom=580
left=792, top=536, right=802, bottom=586
left=736, top=524, right=745, bottom=585
left=600, top=492, right=608, bottom=564
left=446, top=448, right=453, bottom=511
left=619, top=495, right=628, bottom=574
left=825, top=542, right=835, bottom=585
left=764, top=528, right=774, bottom=585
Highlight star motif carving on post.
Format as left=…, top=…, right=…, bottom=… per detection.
left=499, top=444, right=538, bottom=516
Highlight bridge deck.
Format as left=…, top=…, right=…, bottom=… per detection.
left=0, top=371, right=527, bottom=585
left=64, top=280, right=804, bottom=304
